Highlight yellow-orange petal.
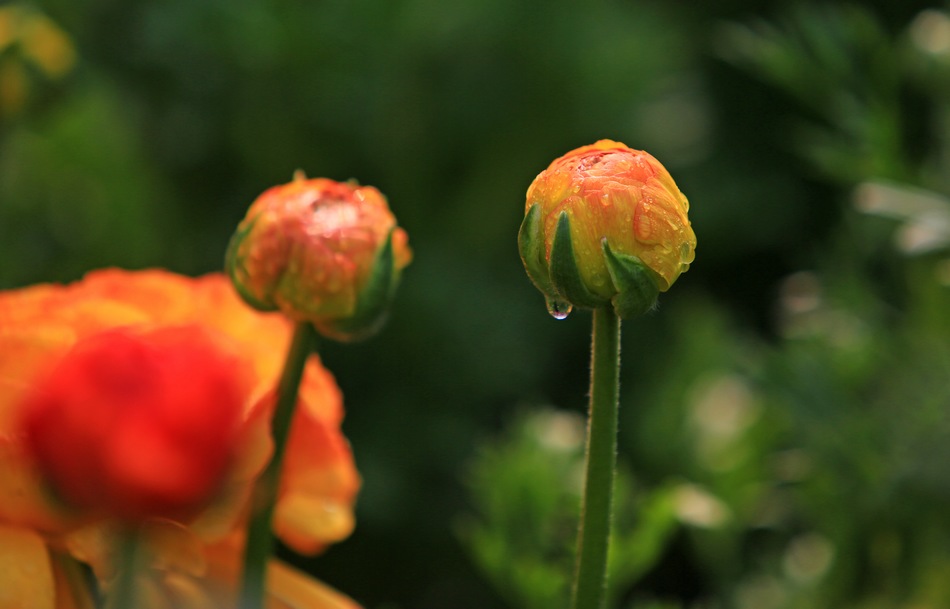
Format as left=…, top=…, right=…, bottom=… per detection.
left=298, top=357, right=344, bottom=425
left=0, top=525, right=55, bottom=609
left=63, top=518, right=209, bottom=587
left=131, top=572, right=215, bottom=609
left=189, top=274, right=293, bottom=402
left=78, top=269, right=198, bottom=325
left=144, top=519, right=208, bottom=577
left=267, top=561, right=362, bottom=609
left=0, top=431, right=76, bottom=532
left=276, top=402, right=360, bottom=555
left=61, top=524, right=113, bottom=582
left=273, top=494, right=355, bottom=555
left=187, top=483, right=255, bottom=543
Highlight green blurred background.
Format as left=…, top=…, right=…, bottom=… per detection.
left=3, top=1, right=950, bottom=608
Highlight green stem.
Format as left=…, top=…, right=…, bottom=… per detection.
left=240, top=322, right=318, bottom=609
left=571, top=306, right=621, bottom=609
left=105, top=530, right=140, bottom=609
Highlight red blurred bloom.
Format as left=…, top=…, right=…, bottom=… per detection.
left=0, top=269, right=361, bottom=609
left=20, top=326, right=246, bottom=523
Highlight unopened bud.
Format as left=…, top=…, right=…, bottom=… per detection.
left=226, top=174, right=412, bottom=341
left=519, top=140, right=695, bottom=319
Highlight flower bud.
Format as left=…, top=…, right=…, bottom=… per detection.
left=20, top=326, right=246, bottom=523
left=519, top=140, right=696, bottom=319
left=226, top=174, right=412, bottom=341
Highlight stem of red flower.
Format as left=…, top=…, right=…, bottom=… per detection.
left=240, top=322, right=318, bottom=609
left=105, top=529, right=140, bottom=609
left=571, top=306, right=621, bottom=609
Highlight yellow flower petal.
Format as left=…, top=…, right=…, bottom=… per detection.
left=273, top=494, right=355, bottom=555
left=267, top=561, right=361, bottom=609
left=0, top=525, right=55, bottom=609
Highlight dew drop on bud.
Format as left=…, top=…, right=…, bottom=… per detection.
left=545, top=297, right=573, bottom=320
left=679, top=242, right=692, bottom=262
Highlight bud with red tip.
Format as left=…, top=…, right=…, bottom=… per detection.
left=519, top=140, right=696, bottom=319
left=226, top=174, right=412, bottom=341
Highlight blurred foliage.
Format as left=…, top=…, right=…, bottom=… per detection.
left=458, top=408, right=684, bottom=609
left=2, top=0, right=950, bottom=608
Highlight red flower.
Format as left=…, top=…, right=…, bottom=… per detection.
left=20, top=326, right=246, bottom=523
left=0, top=269, right=361, bottom=608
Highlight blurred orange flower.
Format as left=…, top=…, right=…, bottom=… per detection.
left=20, top=326, right=247, bottom=523
left=0, top=269, right=361, bottom=609
left=226, top=174, right=412, bottom=341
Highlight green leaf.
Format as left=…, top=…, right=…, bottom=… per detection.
left=550, top=212, right=607, bottom=309
left=602, top=239, right=659, bottom=319
left=318, top=228, right=399, bottom=341
left=518, top=204, right=556, bottom=298
left=224, top=217, right=279, bottom=312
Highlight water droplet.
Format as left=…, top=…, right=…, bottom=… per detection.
left=680, top=242, right=692, bottom=262
left=545, top=297, right=573, bottom=320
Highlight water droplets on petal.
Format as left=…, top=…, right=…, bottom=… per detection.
left=680, top=241, right=693, bottom=262
left=634, top=210, right=654, bottom=241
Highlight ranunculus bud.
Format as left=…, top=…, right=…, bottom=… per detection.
left=226, top=174, right=412, bottom=341
left=519, top=140, right=696, bottom=319
left=20, top=326, right=246, bottom=523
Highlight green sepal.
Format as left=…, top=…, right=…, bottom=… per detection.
left=224, top=218, right=279, bottom=313
left=317, top=228, right=399, bottom=342
left=602, top=239, right=659, bottom=319
left=518, top=204, right=557, bottom=299
left=550, top=212, right=608, bottom=309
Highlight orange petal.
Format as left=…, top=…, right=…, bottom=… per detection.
left=0, top=325, right=76, bottom=401
left=61, top=524, right=113, bottom=582
left=267, top=561, right=361, bottom=609
left=0, top=434, right=76, bottom=532
left=275, top=404, right=359, bottom=555
left=143, top=519, right=208, bottom=577
left=78, top=268, right=197, bottom=325
left=298, top=357, right=344, bottom=425
left=157, top=572, right=221, bottom=609
left=187, top=483, right=254, bottom=543
left=273, top=494, right=355, bottom=555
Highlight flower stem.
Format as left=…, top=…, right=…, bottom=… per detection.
left=105, top=530, right=140, bottom=609
left=240, top=322, right=318, bottom=609
left=571, top=306, right=621, bottom=609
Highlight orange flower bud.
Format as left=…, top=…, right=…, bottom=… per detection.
left=226, top=174, right=412, bottom=341
left=20, top=325, right=246, bottom=523
left=519, top=140, right=696, bottom=319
